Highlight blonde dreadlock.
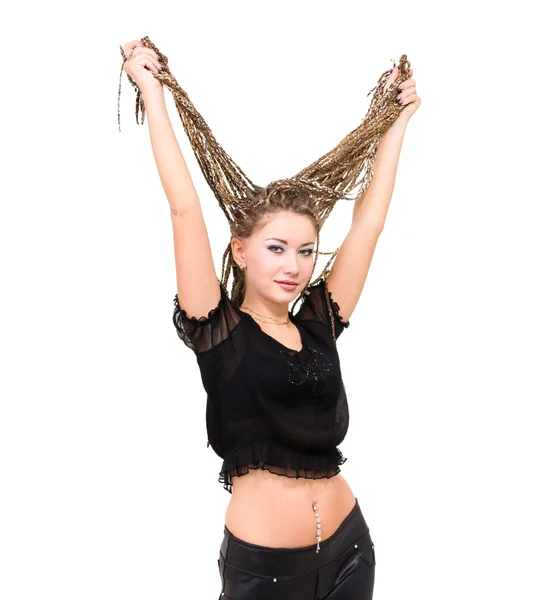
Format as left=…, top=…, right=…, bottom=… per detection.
left=117, top=36, right=411, bottom=343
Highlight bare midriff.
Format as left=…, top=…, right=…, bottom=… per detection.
left=224, top=468, right=357, bottom=548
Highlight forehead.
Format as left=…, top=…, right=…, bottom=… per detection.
left=256, top=211, right=316, bottom=238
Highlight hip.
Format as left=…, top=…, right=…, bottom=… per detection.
left=218, top=496, right=376, bottom=599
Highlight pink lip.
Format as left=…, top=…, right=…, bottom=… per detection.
left=275, top=281, right=298, bottom=288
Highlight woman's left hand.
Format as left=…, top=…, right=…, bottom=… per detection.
left=385, top=64, right=421, bottom=123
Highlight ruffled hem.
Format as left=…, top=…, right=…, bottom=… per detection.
left=325, top=283, right=351, bottom=328
left=172, top=281, right=228, bottom=350
left=218, top=439, right=348, bottom=494
left=173, top=281, right=228, bottom=327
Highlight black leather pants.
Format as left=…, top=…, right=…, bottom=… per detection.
left=217, top=497, right=375, bottom=599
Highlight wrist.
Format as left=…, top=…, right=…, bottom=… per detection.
left=141, top=84, right=164, bottom=104
left=391, top=114, right=410, bottom=130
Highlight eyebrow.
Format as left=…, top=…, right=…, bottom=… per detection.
left=265, top=238, right=315, bottom=246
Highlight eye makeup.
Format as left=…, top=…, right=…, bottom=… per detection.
left=267, top=244, right=313, bottom=256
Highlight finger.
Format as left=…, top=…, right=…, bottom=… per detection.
left=131, top=49, right=163, bottom=69
left=398, top=91, right=418, bottom=105
left=144, top=57, right=162, bottom=73
left=385, top=64, right=399, bottom=90
left=137, top=46, right=161, bottom=62
left=396, top=85, right=413, bottom=102
left=124, top=40, right=144, bottom=58
left=398, top=78, right=415, bottom=92
left=130, top=46, right=162, bottom=64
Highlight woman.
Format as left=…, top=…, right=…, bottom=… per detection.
left=121, top=39, right=420, bottom=599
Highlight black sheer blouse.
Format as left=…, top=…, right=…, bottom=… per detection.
left=172, top=278, right=351, bottom=493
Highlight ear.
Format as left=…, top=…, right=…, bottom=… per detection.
left=231, top=236, right=246, bottom=265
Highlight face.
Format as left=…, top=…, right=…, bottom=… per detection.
left=232, top=211, right=317, bottom=301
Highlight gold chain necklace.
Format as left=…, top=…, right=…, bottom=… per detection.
left=241, top=306, right=289, bottom=325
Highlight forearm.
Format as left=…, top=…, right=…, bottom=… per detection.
left=352, top=118, right=408, bottom=227
left=142, top=87, right=200, bottom=216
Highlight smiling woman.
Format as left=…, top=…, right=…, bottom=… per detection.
left=229, top=191, right=319, bottom=310
left=120, top=35, right=418, bottom=599
left=232, top=208, right=319, bottom=325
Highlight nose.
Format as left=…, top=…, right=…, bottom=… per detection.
left=282, top=251, right=300, bottom=276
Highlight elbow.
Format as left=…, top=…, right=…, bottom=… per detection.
left=169, top=203, right=193, bottom=219
left=352, top=212, right=385, bottom=236
left=170, top=205, right=184, bottom=218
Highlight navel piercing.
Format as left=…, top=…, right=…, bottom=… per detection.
left=312, top=499, right=321, bottom=553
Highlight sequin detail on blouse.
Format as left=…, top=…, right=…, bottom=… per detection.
left=279, top=335, right=332, bottom=396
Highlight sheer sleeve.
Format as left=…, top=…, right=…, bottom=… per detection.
left=172, top=281, right=242, bottom=354
left=293, top=278, right=351, bottom=340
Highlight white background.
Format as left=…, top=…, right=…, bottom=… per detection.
left=1, top=1, right=553, bottom=599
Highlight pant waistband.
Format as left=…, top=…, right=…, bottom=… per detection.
left=220, top=497, right=369, bottom=577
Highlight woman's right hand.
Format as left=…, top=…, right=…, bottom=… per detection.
left=122, top=40, right=163, bottom=94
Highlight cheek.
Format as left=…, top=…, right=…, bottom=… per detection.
left=249, top=250, right=273, bottom=273
left=305, top=262, right=315, bottom=277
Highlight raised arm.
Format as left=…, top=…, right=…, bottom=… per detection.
left=141, top=84, right=221, bottom=318
left=325, top=117, right=406, bottom=324
left=325, top=64, right=420, bottom=323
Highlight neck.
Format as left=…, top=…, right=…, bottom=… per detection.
left=240, top=292, right=290, bottom=324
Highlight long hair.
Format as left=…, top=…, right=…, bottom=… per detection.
left=117, top=36, right=411, bottom=341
